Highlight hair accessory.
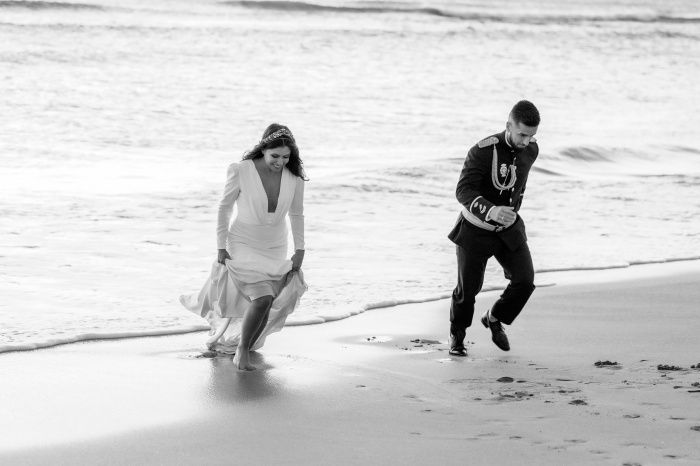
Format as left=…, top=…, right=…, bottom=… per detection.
left=260, top=128, right=294, bottom=146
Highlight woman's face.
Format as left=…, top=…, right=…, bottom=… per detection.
left=261, top=145, right=291, bottom=172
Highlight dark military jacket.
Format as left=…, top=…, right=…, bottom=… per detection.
left=448, top=131, right=538, bottom=251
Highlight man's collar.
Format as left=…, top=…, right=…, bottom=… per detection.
left=502, top=130, right=512, bottom=148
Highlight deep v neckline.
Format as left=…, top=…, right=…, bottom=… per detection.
left=251, top=159, right=284, bottom=213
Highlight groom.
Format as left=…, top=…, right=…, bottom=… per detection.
left=448, top=100, right=540, bottom=356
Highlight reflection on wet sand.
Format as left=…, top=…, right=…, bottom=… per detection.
left=206, top=352, right=283, bottom=403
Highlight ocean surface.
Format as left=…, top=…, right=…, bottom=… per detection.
left=1, top=0, right=699, bottom=352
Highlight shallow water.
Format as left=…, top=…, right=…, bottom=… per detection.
left=1, top=0, right=699, bottom=351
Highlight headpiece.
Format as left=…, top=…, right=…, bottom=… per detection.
left=260, top=128, right=294, bottom=146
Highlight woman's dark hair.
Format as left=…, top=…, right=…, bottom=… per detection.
left=243, top=123, right=307, bottom=180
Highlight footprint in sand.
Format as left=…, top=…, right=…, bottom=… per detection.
left=410, top=338, right=441, bottom=345
left=558, top=389, right=581, bottom=394
left=497, top=376, right=514, bottom=383
left=494, top=391, right=533, bottom=402
left=691, top=426, right=700, bottom=432
left=569, top=399, right=588, bottom=406
left=623, top=414, right=641, bottom=419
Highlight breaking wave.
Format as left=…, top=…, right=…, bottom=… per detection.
left=0, top=0, right=103, bottom=10
left=2, top=256, right=698, bottom=355
left=222, top=0, right=700, bottom=25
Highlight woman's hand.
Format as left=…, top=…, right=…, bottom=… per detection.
left=217, top=249, right=231, bottom=264
left=291, top=249, right=305, bottom=271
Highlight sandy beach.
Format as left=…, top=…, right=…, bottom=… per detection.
left=2, top=261, right=700, bottom=465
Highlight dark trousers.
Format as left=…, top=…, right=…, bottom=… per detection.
left=450, top=236, right=535, bottom=342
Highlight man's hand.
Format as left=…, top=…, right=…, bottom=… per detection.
left=291, top=249, right=305, bottom=271
left=490, top=206, right=516, bottom=227
left=217, top=249, right=231, bottom=264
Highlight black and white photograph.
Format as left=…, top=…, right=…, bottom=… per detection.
left=1, top=0, right=699, bottom=464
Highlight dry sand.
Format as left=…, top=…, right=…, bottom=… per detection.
left=1, top=261, right=699, bottom=465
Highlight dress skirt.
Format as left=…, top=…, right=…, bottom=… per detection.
left=179, top=224, right=307, bottom=354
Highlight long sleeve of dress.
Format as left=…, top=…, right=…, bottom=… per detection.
left=288, top=178, right=305, bottom=250
left=216, top=163, right=240, bottom=249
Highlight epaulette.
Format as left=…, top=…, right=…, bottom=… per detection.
left=477, top=136, right=499, bottom=148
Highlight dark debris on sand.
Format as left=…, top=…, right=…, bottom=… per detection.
left=691, top=363, right=700, bottom=369
left=657, top=364, right=684, bottom=371
left=594, top=360, right=619, bottom=367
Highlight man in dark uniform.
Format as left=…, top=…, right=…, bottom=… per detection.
left=448, top=100, right=540, bottom=355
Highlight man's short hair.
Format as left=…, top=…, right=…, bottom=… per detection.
left=510, top=100, right=540, bottom=127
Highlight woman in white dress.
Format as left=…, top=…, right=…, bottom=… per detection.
left=180, top=124, right=307, bottom=370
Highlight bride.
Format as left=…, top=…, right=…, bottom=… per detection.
left=181, top=124, right=307, bottom=370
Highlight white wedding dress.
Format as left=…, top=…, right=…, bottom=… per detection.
left=180, top=159, right=307, bottom=353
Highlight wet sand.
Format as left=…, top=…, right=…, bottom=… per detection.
left=1, top=261, right=699, bottom=465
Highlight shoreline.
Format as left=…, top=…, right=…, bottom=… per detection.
left=2, top=257, right=699, bottom=355
left=2, top=260, right=700, bottom=464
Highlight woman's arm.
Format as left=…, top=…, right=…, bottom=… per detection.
left=216, top=163, right=241, bottom=255
left=289, top=178, right=305, bottom=270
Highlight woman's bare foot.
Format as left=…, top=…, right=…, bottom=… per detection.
left=232, top=347, right=255, bottom=371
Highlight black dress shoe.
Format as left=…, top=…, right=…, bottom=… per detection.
left=449, top=334, right=467, bottom=357
left=481, top=311, right=510, bottom=351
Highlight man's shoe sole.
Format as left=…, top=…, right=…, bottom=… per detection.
left=481, top=312, right=510, bottom=351
left=480, top=314, right=489, bottom=329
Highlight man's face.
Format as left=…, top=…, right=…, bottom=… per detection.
left=506, top=119, right=538, bottom=150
